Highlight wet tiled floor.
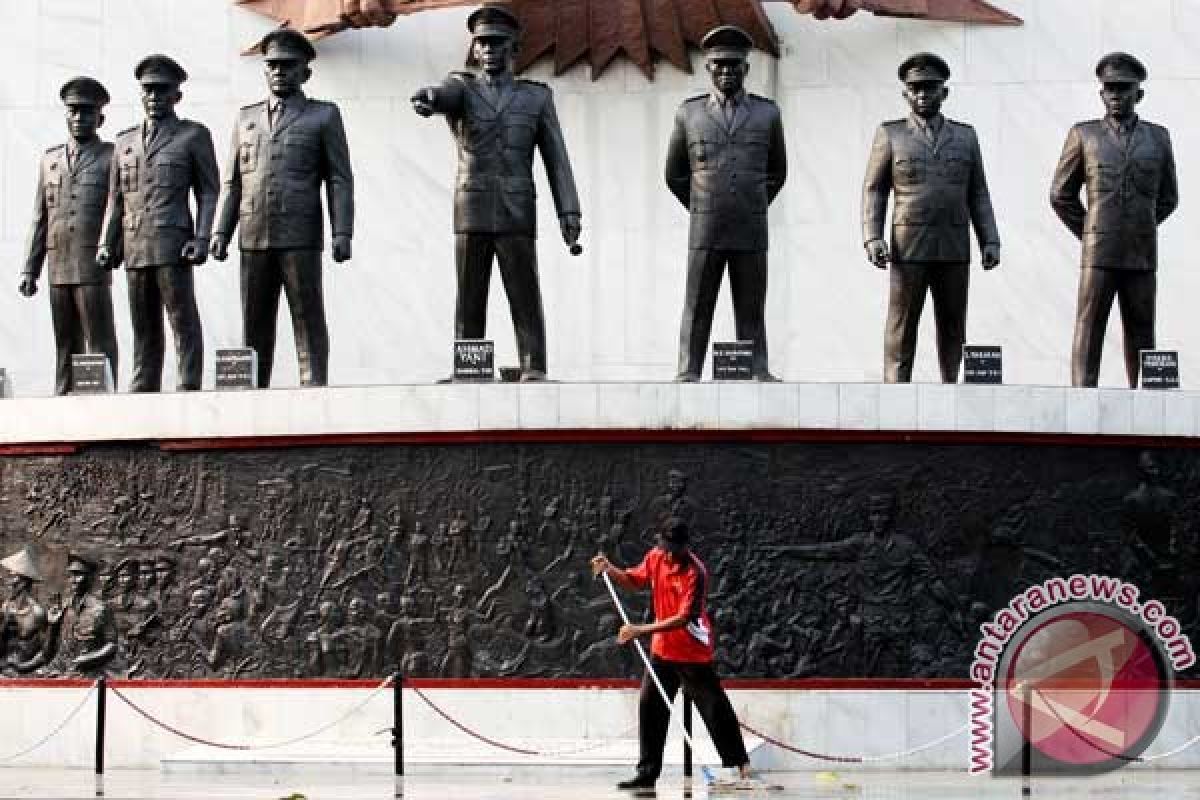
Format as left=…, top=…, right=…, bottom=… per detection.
left=1, top=770, right=1199, bottom=800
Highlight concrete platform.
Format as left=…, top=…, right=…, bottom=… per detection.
left=160, top=734, right=769, bottom=776
left=0, top=382, right=1196, bottom=444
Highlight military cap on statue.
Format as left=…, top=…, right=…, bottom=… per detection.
left=135, top=54, right=188, bottom=85
left=1096, top=52, right=1148, bottom=83
left=259, top=26, right=318, bottom=62
left=701, top=24, right=753, bottom=60
left=66, top=551, right=99, bottom=573
left=468, top=4, right=520, bottom=38
left=0, top=548, right=42, bottom=582
left=59, top=76, right=110, bottom=107
left=898, top=52, right=951, bottom=83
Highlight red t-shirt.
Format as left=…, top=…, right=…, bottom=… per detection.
left=624, top=547, right=715, bottom=663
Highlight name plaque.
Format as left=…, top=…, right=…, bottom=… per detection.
left=713, top=341, right=753, bottom=381
left=1140, top=350, right=1180, bottom=390
left=964, top=345, right=1003, bottom=384
left=454, top=340, right=495, bottom=382
left=70, top=355, right=113, bottom=394
left=215, top=348, right=258, bottom=390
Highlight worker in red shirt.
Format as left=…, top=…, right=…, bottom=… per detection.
left=591, top=517, right=751, bottom=791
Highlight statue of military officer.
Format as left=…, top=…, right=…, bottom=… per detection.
left=19, top=77, right=120, bottom=396
left=98, top=55, right=219, bottom=392
left=411, top=5, right=582, bottom=382
left=862, top=53, right=1000, bottom=384
left=43, top=553, right=118, bottom=676
left=212, top=27, right=355, bottom=388
left=1051, top=53, right=1179, bottom=388
left=664, top=25, right=787, bottom=382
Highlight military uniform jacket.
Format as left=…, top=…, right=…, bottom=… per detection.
left=101, top=117, right=219, bottom=269
left=862, top=115, right=1000, bottom=264
left=433, top=72, right=580, bottom=236
left=22, top=139, right=115, bottom=286
left=665, top=92, right=787, bottom=253
left=214, top=92, right=354, bottom=251
left=1050, top=116, right=1178, bottom=271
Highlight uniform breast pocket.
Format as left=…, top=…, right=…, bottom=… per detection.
left=504, top=116, right=537, bottom=151
left=286, top=131, right=321, bottom=174
left=1088, top=164, right=1120, bottom=192
left=895, top=157, right=926, bottom=186
left=739, top=132, right=770, bottom=164
left=944, top=156, right=971, bottom=184
left=78, top=172, right=108, bottom=207
left=155, top=157, right=189, bottom=189
left=1134, top=158, right=1161, bottom=194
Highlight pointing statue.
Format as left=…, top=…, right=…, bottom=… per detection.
left=411, top=4, right=582, bottom=382
left=862, top=53, right=1001, bottom=384
left=665, top=25, right=787, bottom=382
left=20, top=77, right=120, bottom=396
left=98, top=55, right=219, bottom=392
left=212, top=27, right=356, bottom=388
left=1051, top=53, right=1179, bottom=388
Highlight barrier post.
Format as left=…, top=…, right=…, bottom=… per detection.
left=683, top=692, right=693, bottom=778
left=393, top=671, right=404, bottom=797
left=1021, top=683, right=1032, bottom=797
left=94, top=677, right=107, bottom=797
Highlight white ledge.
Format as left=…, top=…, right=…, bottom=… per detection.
left=0, top=383, right=1194, bottom=446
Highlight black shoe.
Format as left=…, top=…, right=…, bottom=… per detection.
left=617, top=774, right=656, bottom=790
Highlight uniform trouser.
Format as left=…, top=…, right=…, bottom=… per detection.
left=49, top=284, right=118, bottom=396
left=678, top=248, right=769, bottom=379
left=126, top=265, right=203, bottom=392
left=636, top=658, right=749, bottom=781
left=1072, top=267, right=1156, bottom=389
left=455, top=233, right=546, bottom=375
left=241, top=249, right=328, bottom=388
left=884, top=261, right=969, bottom=384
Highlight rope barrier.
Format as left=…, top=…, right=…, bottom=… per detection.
left=109, top=675, right=393, bottom=751
left=0, top=681, right=96, bottom=763
left=410, top=685, right=636, bottom=757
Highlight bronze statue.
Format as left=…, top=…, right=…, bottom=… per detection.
left=0, top=549, right=49, bottom=673
left=1051, top=53, right=1179, bottom=388
left=862, top=52, right=1001, bottom=384
left=664, top=25, right=787, bottom=382
left=20, top=78, right=120, bottom=396
left=98, top=55, right=219, bottom=392
left=411, top=5, right=582, bottom=382
left=43, top=552, right=118, bottom=675
left=212, top=28, right=355, bottom=388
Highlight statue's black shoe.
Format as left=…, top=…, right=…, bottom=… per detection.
left=617, top=774, right=656, bottom=790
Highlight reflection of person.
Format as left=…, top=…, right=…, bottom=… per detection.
left=411, top=6, right=581, bottom=382
left=665, top=26, right=787, bottom=382
left=20, top=77, right=120, bottom=395
left=212, top=27, right=355, bottom=388
left=98, top=55, right=218, bottom=392
left=591, top=519, right=752, bottom=791
left=862, top=53, right=1000, bottom=384
left=1051, top=53, right=1179, bottom=388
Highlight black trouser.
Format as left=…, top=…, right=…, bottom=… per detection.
left=241, top=249, right=328, bottom=388
left=884, top=260, right=968, bottom=384
left=49, top=284, right=118, bottom=396
left=127, top=265, right=203, bottom=392
left=677, top=248, right=769, bottom=379
left=636, top=658, right=749, bottom=781
left=1072, top=267, right=1156, bottom=388
left=455, top=233, right=546, bottom=375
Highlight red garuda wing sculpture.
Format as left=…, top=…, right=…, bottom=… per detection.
left=235, top=0, right=1021, bottom=79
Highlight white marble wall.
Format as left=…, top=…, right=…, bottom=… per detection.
left=1, top=0, right=1199, bottom=395
left=2, top=685, right=1198, bottom=771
